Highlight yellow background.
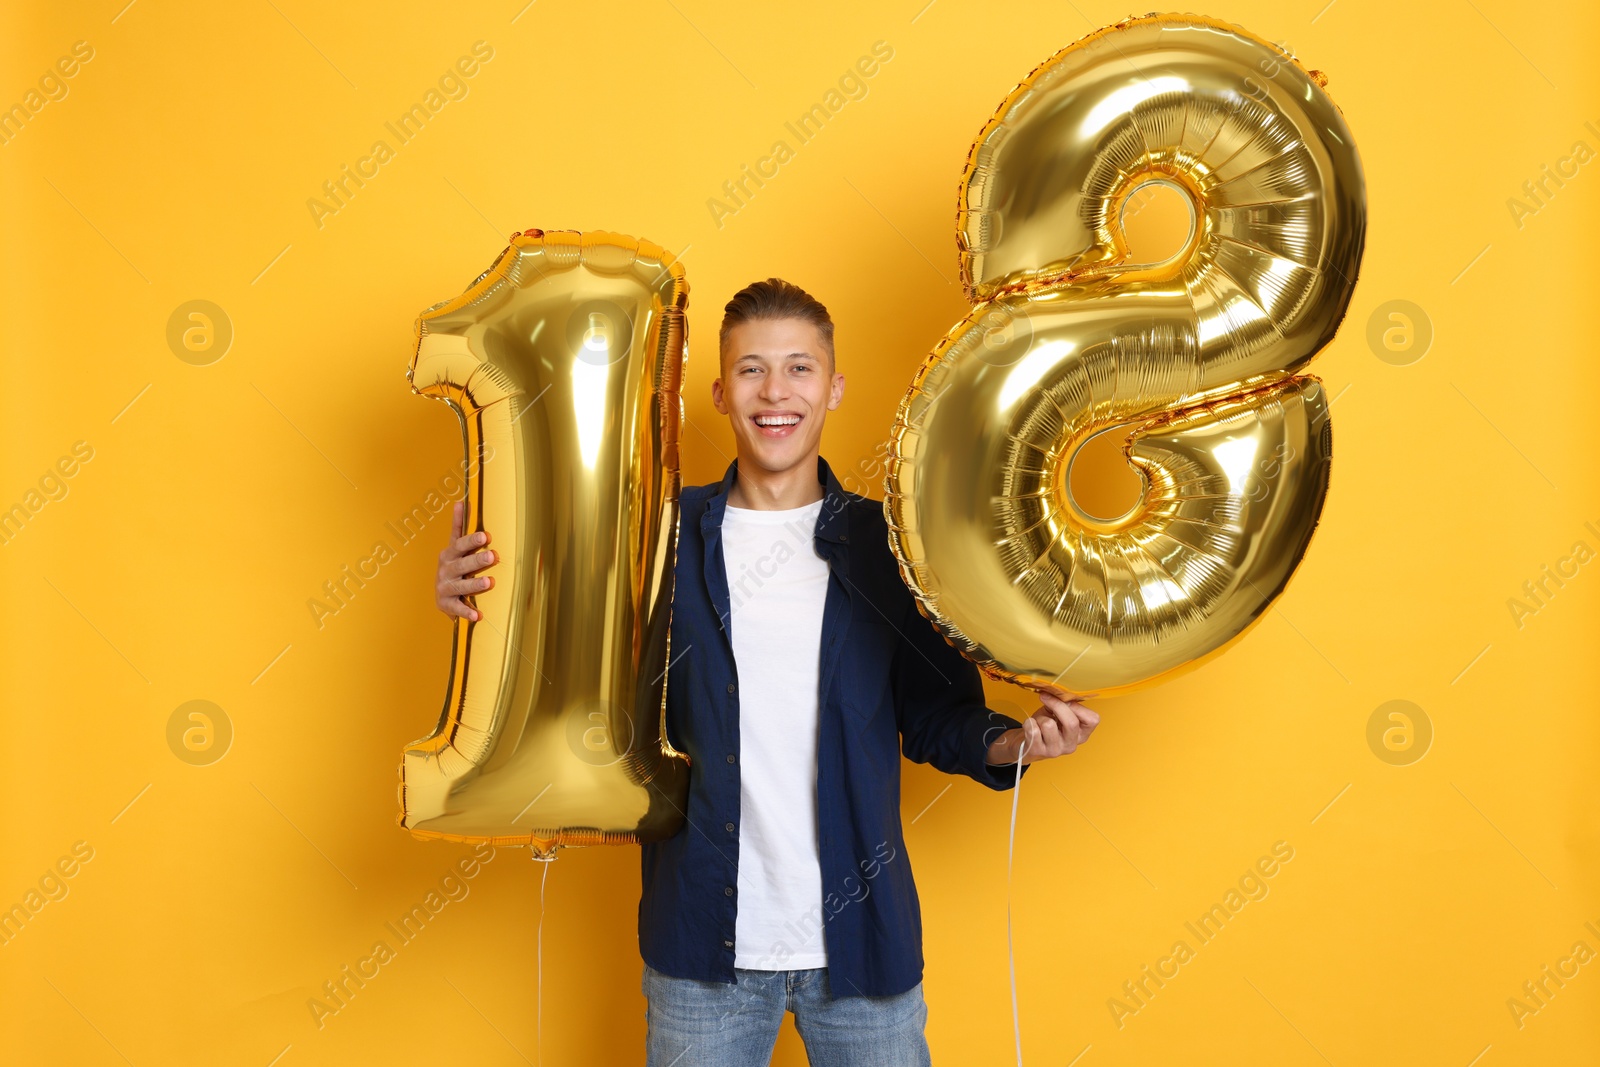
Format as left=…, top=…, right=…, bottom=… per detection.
left=3, top=1, right=1597, bottom=1063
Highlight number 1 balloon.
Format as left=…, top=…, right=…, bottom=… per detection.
left=398, top=230, right=691, bottom=858
left=885, top=14, right=1366, bottom=697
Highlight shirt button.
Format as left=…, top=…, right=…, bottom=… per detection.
left=840, top=533, right=848, bottom=542
left=726, top=754, right=736, bottom=763
left=723, top=939, right=734, bottom=948
left=724, top=822, right=735, bottom=832
left=725, top=886, right=734, bottom=896
left=726, top=682, right=736, bottom=694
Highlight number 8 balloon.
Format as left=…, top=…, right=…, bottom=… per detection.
left=885, top=14, right=1366, bottom=697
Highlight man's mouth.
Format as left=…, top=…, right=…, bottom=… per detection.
left=751, top=412, right=803, bottom=438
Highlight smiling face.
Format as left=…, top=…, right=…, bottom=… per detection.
left=712, top=316, right=845, bottom=477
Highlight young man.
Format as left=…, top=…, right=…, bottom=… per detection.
left=436, top=278, right=1098, bottom=1065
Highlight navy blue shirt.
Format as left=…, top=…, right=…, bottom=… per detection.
left=639, top=455, right=1031, bottom=999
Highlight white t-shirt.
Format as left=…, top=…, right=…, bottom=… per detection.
left=722, top=499, right=830, bottom=970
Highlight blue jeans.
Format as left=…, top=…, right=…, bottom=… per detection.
left=642, top=962, right=932, bottom=1066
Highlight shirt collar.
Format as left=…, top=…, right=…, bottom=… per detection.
left=700, top=454, right=852, bottom=544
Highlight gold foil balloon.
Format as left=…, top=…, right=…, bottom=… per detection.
left=885, top=14, right=1366, bottom=698
left=399, top=229, right=691, bottom=858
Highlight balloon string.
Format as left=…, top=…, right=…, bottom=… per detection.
left=1007, top=733, right=1028, bottom=1067
left=537, top=855, right=551, bottom=1066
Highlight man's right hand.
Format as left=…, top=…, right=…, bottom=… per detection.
left=436, top=499, right=497, bottom=622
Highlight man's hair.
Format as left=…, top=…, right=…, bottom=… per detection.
left=718, top=277, right=835, bottom=365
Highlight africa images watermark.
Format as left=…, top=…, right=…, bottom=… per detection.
left=722, top=512, right=821, bottom=624
left=713, top=840, right=899, bottom=1028
left=759, top=840, right=897, bottom=970
left=1504, top=517, right=1600, bottom=631
left=306, top=447, right=497, bottom=630
left=307, top=843, right=498, bottom=1029
left=306, top=40, right=495, bottom=230
left=1505, top=120, right=1600, bottom=230
left=1, top=440, right=95, bottom=548
left=1107, top=840, right=1296, bottom=1028
left=836, top=437, right=893, bottom=500
left=0, top=39, right=95, bottom=147
left=1505, top=918, right=1600, bottom=1031
left=714, top=469, right=866, bottom=633
left=0, top=840, right=96, bottom=948
left=706, top=40, right=895, bottom=230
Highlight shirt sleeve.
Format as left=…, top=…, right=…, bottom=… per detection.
left=891, top=595, right=1032, bottom=791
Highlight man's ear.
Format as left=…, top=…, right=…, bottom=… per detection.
left=711, top=375, right=728, bottom=415
left=828, top=370, right=845, bottom=411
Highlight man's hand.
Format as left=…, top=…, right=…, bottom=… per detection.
left=436, top=500, right=497, bottom=622
left=985, top=691, right=1099, bottom=766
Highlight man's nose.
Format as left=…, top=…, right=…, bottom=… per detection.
left=759, top=372, right=790, bottom=402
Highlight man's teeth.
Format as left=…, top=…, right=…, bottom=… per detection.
left=755, top=415, right=800, bottom=426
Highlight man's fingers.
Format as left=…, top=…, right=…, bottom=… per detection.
left=1039, top=698, right=1079, bottom=738
left=1012, top=694, right=1099, bottom=761
left=1043, top=701, right=1092, bottom=748
left=448, top=549, right=498, bottom=578
left=450, top=529, right=485, bottom=557
left=1038, top=690, right=1072, bottom=714
left=1037, top=711, right=1081, bottom=756
left=445, top=509, right=490, bottom=558
left=437, top=504, right=489, bottom=623
left=1045, top=693, right=1094, bottom=738
left=1069, top=701, right=1100, bottom=740
left=1019, top=717, right=1041, bottom=758
left=1044, top=695, right=1075, bottom=746
left=440, top=575, right=494, bottom=597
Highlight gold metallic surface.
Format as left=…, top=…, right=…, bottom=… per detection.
left=398, top=230, right=690, bottom=857
left=886, top=14, right=1366, bottom=698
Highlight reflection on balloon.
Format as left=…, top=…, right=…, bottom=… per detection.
left=398, top=229, right=691, bottom=859
left=885, top=14, right=1366, bottom=698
